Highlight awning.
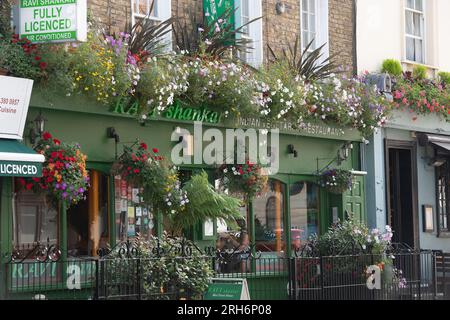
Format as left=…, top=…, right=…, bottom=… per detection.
left=431, top=141, right=450, bottom=152
left=0, top=139, right=45, bottom=177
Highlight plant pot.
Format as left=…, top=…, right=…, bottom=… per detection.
left=0, top=68, right=9, bottom=76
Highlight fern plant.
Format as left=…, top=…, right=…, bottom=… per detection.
left=167, top=171, right=242, bottom=235
left=268, top=37, right=339, bottom=81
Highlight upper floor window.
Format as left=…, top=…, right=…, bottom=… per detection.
left=300, top=0, right=329, bottom=59
left=235, top=0, right=263, bottom=68
left=436, top=161, right=449, bottom=234
left=405, top=0, right=425, bottom=63
left=131, top=0, right=172, bottom=49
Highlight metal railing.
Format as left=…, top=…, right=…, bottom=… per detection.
left=2, top=242, right=449, bottom=300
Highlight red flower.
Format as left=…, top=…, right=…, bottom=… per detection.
left=18, top=178, right=26, bottom=186
left=26, top=183, right=33, bottom=190
left=133, top=169, right=140, bottom=174
left=140, top=142, right=148, bottom=150
left=42, top=132, right=52, bottom=140
left=127, top=166, right=132, bottom=171
left=152, top=148, right=159, bottom=154
left=39, top=62, right=48, bottom=70
left=32, top=178, right=40, bottom=182
left=53, top=139, right=61, bottom=145
left=51, top=151, right=58, bottom=159
left=34, top=56, right=41, bottom=61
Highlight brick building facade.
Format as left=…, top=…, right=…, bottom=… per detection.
left=87, top=0, right=355, bottom=71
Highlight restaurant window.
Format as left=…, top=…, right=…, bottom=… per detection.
left=300, top=0, right=329, bottom=59
left=131, top=0, right=172, bottom=50
left=13, top=183, right=59, bottom=249
left=436, top=161, right=449, bottom=233
left=114, top=175, right=155, bottom=242
left=253, top=179, right=285, bottom=257
left=289, top=181, right=319, bottom=251
left=235, top=0, right=263, bottom=68
left=405, top=0, right=425, bottom=63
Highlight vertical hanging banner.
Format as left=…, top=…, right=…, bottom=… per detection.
left=14, top=0, right=87, bottom=43
left=203, top=0, right=235, bottom=27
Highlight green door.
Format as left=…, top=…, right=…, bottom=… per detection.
left=343, top=176, right=366, bottom=223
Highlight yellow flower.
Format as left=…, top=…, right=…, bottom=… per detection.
left=84, top=87, right=89, bottom=91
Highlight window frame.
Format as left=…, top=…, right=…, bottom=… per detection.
left=130, top=0, right=172, bottom=50
left=235, top=0, right=263, bottom=68
left=404, top=0, right=426, bottom=64
left=436, top=160, right=450, bottom=236
left=299, top=0, right=329, bottom=61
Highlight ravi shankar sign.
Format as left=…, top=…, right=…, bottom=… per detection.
left=14, top=0, right=87, bottom=43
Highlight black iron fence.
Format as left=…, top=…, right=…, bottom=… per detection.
left=2, top=243, right=449, bottom=300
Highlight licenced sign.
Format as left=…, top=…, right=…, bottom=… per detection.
left=0, top=161, right=42, bottom=177
left=0, top=76, right=34, bottom=140
left=14, top=0, right=87, bottom=43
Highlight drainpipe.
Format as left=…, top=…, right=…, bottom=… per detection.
left=352, top=0, right=358, bottom=76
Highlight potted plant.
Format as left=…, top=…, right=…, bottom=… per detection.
left=17, top=132, right=90, bottom=208
left=319, top=168, right=354, bottom=194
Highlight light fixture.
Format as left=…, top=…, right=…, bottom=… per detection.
left=276, top=1, right=286, bottom=14
left=287, top=144, right=298, bottom=158
left=107, top=127, right=120, bottom=143
left=430, top=157, right=446, bottom=167
left=29, top=111, right=47, bottom=144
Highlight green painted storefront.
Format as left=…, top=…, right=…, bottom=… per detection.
left=0, top=89, right=366, bottom=299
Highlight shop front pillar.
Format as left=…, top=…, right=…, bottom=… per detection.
left=88, top=171, right=100, bottom=257
left=0, top=178, right=13, bottom=299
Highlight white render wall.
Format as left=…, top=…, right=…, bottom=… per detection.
left=356, top=0, right=450, bottom=74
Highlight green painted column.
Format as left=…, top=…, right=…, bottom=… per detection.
left=0, top=177, right=13, bottom=299
left=285, top=182, right=292, bottom=258
left=108, top=175, right=116, bottom=248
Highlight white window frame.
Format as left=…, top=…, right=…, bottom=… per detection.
left=235, top=0, right=263, bottom=68
left=130, top=0, right=172, bottom=49
left=404, top=0, right=426, bottom=64
left=300, top=0, right=329, bottom=61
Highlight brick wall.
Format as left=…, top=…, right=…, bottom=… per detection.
left=328, top=0, right=355, bottom=73
left=85, top=0, right=355, bottom=71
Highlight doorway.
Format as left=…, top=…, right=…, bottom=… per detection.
left=385, top=140, right=418, bottom=249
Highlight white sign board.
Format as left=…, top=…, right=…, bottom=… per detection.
left=0, top=76, right=34, bottom=140
left=14, top=0, right=87, bottom=43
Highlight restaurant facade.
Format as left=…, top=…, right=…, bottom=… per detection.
left=0, top=86, right=367, bottom=299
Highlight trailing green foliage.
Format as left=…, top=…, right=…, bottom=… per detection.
left=167, top=171, right=243, bottom=235
left=381, top=59, right=403, bottom=76
left=413, top=65, right=427, bottom=80
left=439, top=71, right=450, bottom=86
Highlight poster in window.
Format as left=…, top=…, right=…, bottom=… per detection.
left=121, top=180, right=127, bottom=198
left=204, top=219, right=214, bottom=237
left=127, top=186, right=132, bottom=201
left=132, top=188, right=140, bottom=203
left=136, top=217, right=141, bottom=226
left=128, top=206, right=135, bottom=218
left=422, top=205, right=434, bottom=232
left=143, top=208, right=148, bottom=216
left=127, top=224, right=135, bottom=237
left=121, top=199, right=128, bottom=212
left=136, top=207, right=142, bottom=217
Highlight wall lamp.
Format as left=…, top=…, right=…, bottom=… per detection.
left=29, top=111, right=47, bottom=144
left=287, top=144, right=298, bottom=158
left=430, top=157, right=446, bottom=167
left=107, top=127, right=120, bottom=143
left=336, top=141, right=353, bottom=165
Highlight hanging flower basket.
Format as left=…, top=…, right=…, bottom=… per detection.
left=112, top=141, right=180, bottom=213
left=319, top=168, right=354, bottom=194
left=17, top=132, right=90, bottom=208
left=217, top=161, right=268, bottom=202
